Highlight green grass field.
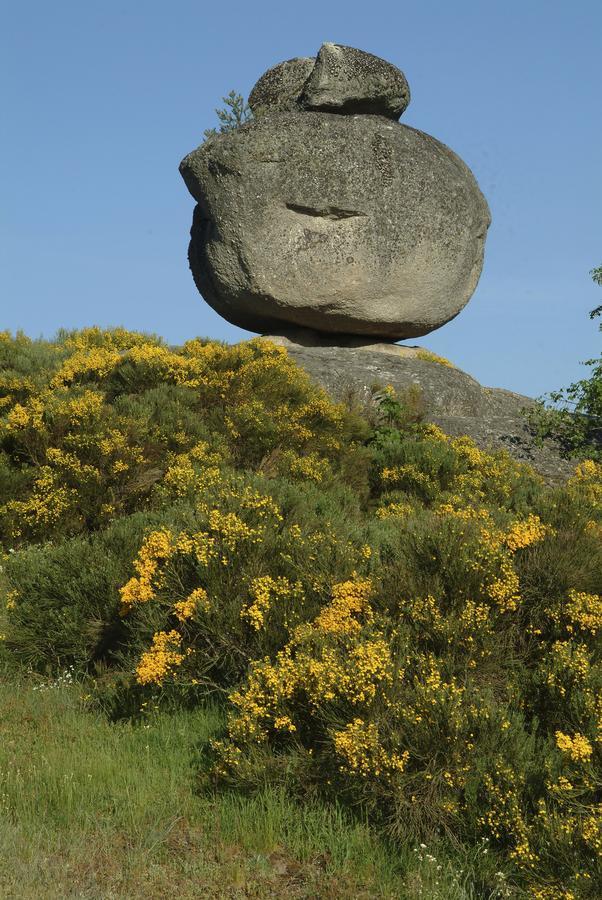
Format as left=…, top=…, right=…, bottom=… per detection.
left=0, top=668, right=497, bottom=899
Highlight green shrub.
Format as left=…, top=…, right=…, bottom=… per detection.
left=0, top=508, right=200, bottom=672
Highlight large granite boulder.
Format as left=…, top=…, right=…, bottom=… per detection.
left=180, top=44, right=491, bottom=340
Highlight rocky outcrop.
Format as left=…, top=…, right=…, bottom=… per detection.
left=262, top=338, right=575, bottom=483
left=180, top=43, right=491, bottom=340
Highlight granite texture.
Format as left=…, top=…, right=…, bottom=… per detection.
left=180, top=113, right=490, bottom=338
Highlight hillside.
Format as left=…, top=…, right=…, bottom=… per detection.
left=0, top=328, right=600, bottom=898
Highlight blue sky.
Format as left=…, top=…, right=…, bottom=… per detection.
left=2, top=0, right=600, bottom=397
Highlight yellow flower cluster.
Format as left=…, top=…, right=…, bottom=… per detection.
left=543, top=640, right=592, bottom=702
left=61, top=325, right=151, bottom=352
left=51, top=346, right=121, bottom=388
left=415, top=349, right=455, bottom=368
left=241, top=576, right=302, bottom=630
left=486, top=560, right=521, bottom=612
left=403, top=595, right=445, bottom=635
left=46, top=447, right=101, bottom=482
left=119, top=483, right=286, bottom=624
left=273, top=715, right=297, bottom=732
left=284, top=451, right=331, bottom=483
left=97, top=428, right=145, bottom=472
left=555, top=731, right=593, bottom=762
left=223, top=577, right=394, bottom=748
left=314, top=576, right=373, bottom=635
left=529, top=887, right=576, bottom=900
left=135, top=630, right=188, bottom=685
left=458, top=600, right=491, bottom=636
left=421, top=423, right=449, bottom=442
left=564, top=589, right=602, bottom=635
left=1, top=329, right=349, bottom=545
left=376, top=501, right=414, bottom=520
left=162, top=442, right=223, bottom=497
left=414, top=655, right=465, bottom=712
left=381, top=463, right=431, bottom=489
left=119, top=528, right=175, bottom=613
left=174, top=587, right=208, bottom=622
left=451, top=435, right=489, bottom=468
left=436, top=502, right=491, bottom=521
left=60, top=390, right=105, bottom=425
left=332, top=718, right=409, bottom=778
left=234, top=485, right=284, bottom=522
left=479, top=761, right=536, bottom=866
left=457, top=519, right=525, bottom=613
left=346, top=638, right=393, bottom=703
left=286, top=393, right=344, bottom=444
left=1, top=467, right=78, bottom=536
left=208, top=509, right=262, bottom=556
left=504, top=514, right=549, bottom=551
left=569, top=459, right=602, bottom=507
left=5, top=397, right=45, bottom=433
left=581, top=811, right=602, bottom=854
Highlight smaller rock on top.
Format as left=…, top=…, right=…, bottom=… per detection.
left=302, top=42, right=410, bottom=119
left=248, top=56, right=315, bottom=114
left=248, top=42, right=410, bottom=120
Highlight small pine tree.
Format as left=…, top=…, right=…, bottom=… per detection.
left=203, top=90, right=252, bottom=140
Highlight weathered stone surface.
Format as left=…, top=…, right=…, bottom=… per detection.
left=180, top=111, right=491, bottom=339
left=269, top=342, right=575, bottom=483
left=248, top=57, right=315, bottom=114
left=301, top=43, right=410, bottom=119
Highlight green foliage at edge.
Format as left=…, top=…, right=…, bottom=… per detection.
left=528, top=266, right=602, bottom=461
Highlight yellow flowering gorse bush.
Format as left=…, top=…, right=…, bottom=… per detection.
left=1, top=330, right=600, bottom=897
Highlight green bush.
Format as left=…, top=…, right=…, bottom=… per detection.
left=0, top=508, right=197, bottom=672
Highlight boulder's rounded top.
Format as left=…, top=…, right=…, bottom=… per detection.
left=248, top=43, right=410, bottom=121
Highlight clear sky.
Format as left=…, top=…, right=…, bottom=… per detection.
left=2, top=0, right=600, bottom=397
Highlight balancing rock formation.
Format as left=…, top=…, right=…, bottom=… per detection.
left=180, top=43, right=491, bottom=341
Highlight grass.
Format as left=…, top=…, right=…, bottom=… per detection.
left=0, top=668, right=495, bottom=899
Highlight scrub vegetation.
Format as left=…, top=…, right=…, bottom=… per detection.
left=0, top=327, right=600, bottom=898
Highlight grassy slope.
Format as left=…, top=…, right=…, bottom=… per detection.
left=0, top=669, right=487, bottom=899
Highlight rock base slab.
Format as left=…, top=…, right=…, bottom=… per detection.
left=257, top=342, right=575, bottom=483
